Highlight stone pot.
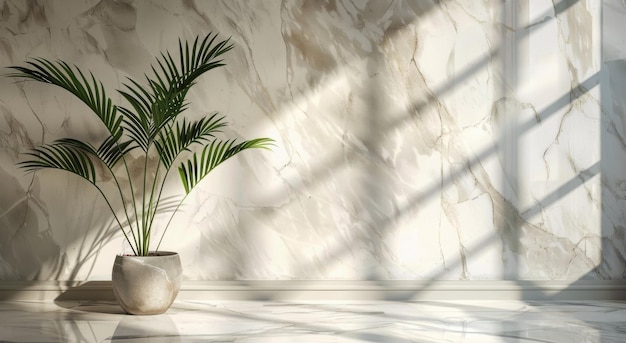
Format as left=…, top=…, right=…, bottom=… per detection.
left=112, top=251, right=182, bottom=315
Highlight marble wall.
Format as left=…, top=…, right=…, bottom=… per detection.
left=0, top=0, right=621, bottom=281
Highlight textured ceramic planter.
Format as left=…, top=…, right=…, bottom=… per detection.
left=112, top=251, right=182, bottom=315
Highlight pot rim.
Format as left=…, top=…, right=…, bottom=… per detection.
left=116, top=251, right=179, bottom=258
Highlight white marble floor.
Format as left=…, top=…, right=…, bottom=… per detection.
left=0, top=300, right=624, bottom=342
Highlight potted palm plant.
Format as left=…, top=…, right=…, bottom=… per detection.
left=7, top=32, right=273, bottom=314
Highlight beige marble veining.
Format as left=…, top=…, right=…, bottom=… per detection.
left=0, top=0, right=621, bottom=281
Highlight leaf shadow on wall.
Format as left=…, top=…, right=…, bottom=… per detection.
left=0, top=165, right=120, bottom=283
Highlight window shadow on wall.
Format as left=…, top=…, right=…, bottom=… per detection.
left=282, top=0, right=603, bottom=286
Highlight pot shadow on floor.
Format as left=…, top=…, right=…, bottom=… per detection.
left=54, top=282, right=123, bottom=314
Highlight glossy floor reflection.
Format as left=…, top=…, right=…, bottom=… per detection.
left=0, top=300, right=624, bottom=342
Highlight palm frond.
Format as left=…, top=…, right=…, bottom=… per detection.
left=118, top=106, right=150, bottom=151
left=97, top=136, right=136, bottom=168
left=49, top=137, right=135, bottom=170
left=154, top=113, right=227, bottom=169
left=118, top=33, right=233, bottom=152
left=179, top=34, right=234, bottom=85
left=8, top=59, right=123, bottom=139
left=148, top=79, right=189, bottom=129
left=155, top=33, right=234, bottom=91
left=118, top=75, right=189, bottom=151
left=18, top=140, right=97, bottom=184
left=117, top=79, right=154, bottom=152
left=178, top=138, right=274, bottom=194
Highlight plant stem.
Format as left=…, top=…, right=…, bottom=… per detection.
left=120, top=150, right=142, bottom=255
left=144, top=159, right=161, bottom=253
left=108, top=169, right=140, bottom=251
left=141, top=148, right=150, bottom=255
left=93, top=183, right=137, bottom=256
left=155, top=193, right=188, bottom=252
left=147, top=158, right=174, bottom=252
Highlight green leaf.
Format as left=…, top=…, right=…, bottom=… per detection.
left=97, top=136, right=136, bottom=168
left=18, top=140, right=98, bottom=184
left=118, top=105, right=150, bottom=151
left=154, top=113, right=227, bottom=169
left=178, top=137, right=274, bottom=194
left=8, top=59, right=123, bottom=139
left=117, top=33, right=234, bottom=153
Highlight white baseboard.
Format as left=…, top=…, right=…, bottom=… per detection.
left=1, top=280, right=625, bottom=301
